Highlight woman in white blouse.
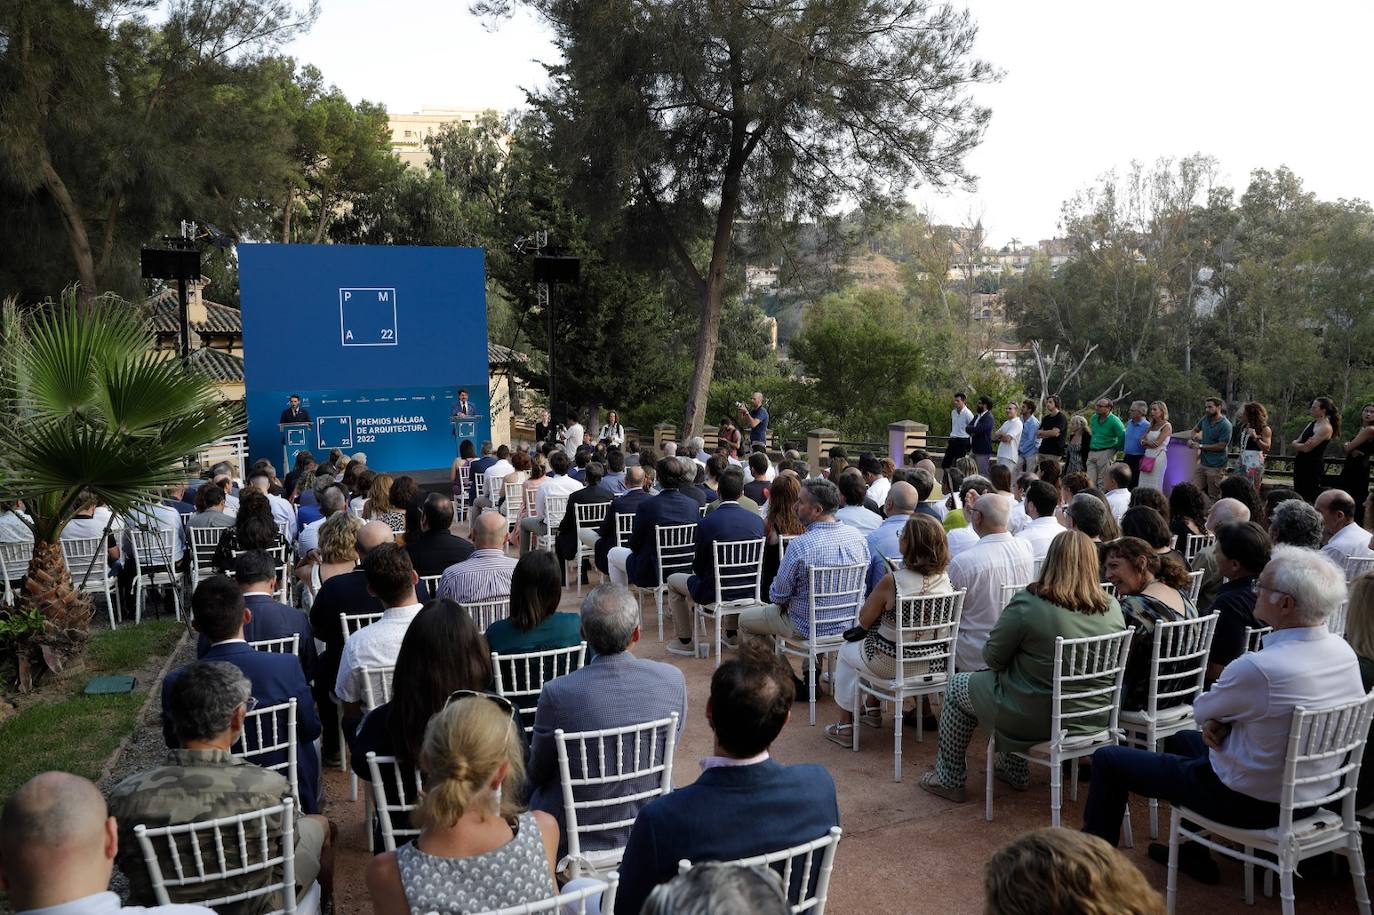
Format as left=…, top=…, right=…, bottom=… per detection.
left=597, top=410, right=625, bottom=448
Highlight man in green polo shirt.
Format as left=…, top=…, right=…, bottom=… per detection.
left=1087, top=398, right=1125, bottom=489
left=1190, top=396, right=1233, bottom=499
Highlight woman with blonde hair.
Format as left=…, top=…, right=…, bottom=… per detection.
left=825, top=514, right=953, bottom=746
left=297, top=511, right=363, bottom=603
left=1136, top=401, right=1172, bottom=491
left=984, top=827, right=1164, bottom=915
left=365, top=696, right=559, bottom=914
left=919, top=530, right=1124, bottom=802
left=363, top=473, right=398, bottom=523
left=1065, top=413, right=1090, bottom=476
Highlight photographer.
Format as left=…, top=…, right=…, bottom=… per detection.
left=598, top=410, right=626, bottom=448
left=736, top=392, right=769, bottom=446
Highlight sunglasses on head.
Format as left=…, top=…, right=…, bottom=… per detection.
left=445, top=689, right=520, bottom=724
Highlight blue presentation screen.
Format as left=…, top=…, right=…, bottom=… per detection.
left=239, top=244, right=490, bottom=472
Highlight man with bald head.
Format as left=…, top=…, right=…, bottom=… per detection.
left=864, top=481, right=919, bottom=593
left=1, top=773, right=212, bottom=914
left=1192, top=497, right=1252, bottom=610
left=946, top=492, right=1034, bottom=672
left=437, top=510, right=518, bottom=604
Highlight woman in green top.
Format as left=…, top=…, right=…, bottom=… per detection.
left=920, top=530, right=1125, bottom=802
left=485, top=551, right=583, bottom=655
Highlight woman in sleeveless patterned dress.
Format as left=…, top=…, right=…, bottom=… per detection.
left=366, top=696, right=561, bottom=914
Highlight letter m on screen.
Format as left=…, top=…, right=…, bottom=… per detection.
left=339, top=287, right=399, bottom=346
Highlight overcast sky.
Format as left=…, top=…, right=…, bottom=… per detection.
left=286, top=0, right=1374, bottom=248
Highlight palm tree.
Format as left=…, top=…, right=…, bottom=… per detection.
left=0, top=289, right=236, bottom=689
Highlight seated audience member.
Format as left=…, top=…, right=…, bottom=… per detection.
left=1167, top=481, right=1209, bottom=545
left=738, top=479, right=870, bottom=659
left=1129, top=484, right=1171, bottom=519
left=390, top=476, right=424, bottom=541
left=474, top=445, right=515, bottom=511
left=350, top=468, right=376, bottom=516
left=1082, top=547, right=1364, bottom=882
left=199, top=549, right=317, bottom=681
left=608, top=458, right=701, bottom=590
left=1316, top=489, right=1374, bottom=569
left=438, top=510, right=518, bottom=604
left=1102, top=462, right=1132, bottom=521
left=760, top=473, right=806, bottom=597
left=828, top=514, right=952, bottom=746
left=640, top=864, right=790, bottom=915
left=1218, top=474, right=1265, bottom=525
left=246, top=468, right=297, bottom=542
left=921, top=531, right=1123, bottom=802
left=1191, top=497, right=1251, bottom=609
left=518, top=450, right=581, bottom=556
left=555, top=461, right=614, bottom=572
left=1204, top=522, right=1272, bottom=682
left=1349, top=575, right=1374, bottom=805
left=945, top=493, right=1035, bottom=675
left=1102, top=537, right=1197, bottom=711
left=705, top=455, right=760, bottom=515
left=335, top=543, right=424, bottom=739
left=615, top=642, right=839, bottom=915
left=187, top=483, right=235, bottom=529
left=601, top=448, right=629, bottom=495
left=988, top=463, right=1014, bottom=498
left=362, top=473, right=399, bottom=526
left=298, top=510, right=361, bottom=602
left=946, top=475, right=994, bottom=557
left=112, top=662, right=332, bottom=911
left=0, top=772, right=216, bottom=914
left=163, top=481, right=195, bottom=517
left=283, top=451, right=315, bottom=503
left=404, top=493, right=472, bottom=577
left=1262, top=486, right=1300, bottom=525
left=665, top=467, right=765, bottom=656
left=1120, top=505, right=1186, bottom=568
left=905, top=467, right=941, bottom=522
left=1061, top=492, right=1111, bottom=568
left=61, top=492, right=119, bottom=567
left=983, top=828, right=1164, bottom=915
left=211, top=491, right=280, bottom=574
left=1014, top=480, right=1062, bottom=563
left=365, top=697, right=559, bottom=915
left=1006, top=471, right=1037, bottom=534
left=169, top=575, right=321, bottom=813
left=295, top=482, right=347, bottom=556
left=1082, top=487, right=1121, bottom=542
left=834, top=468, right=882, bottom=533
left=862, top=481, right=919, bottom=593
left=1268, top=496, right=1324, bottom=550
left=593, top=465, right=651, bottom=574
left=466, top=441, right=497, bottom=505
left=858, top=453, right=890, bottom=508
left=743, top=452, right=771, bottom=505
left=485, top=551, right=582, bottom=655
left=527, top=585, right=688, bottom=857
left=1036, top=457, right=1062, bottom=489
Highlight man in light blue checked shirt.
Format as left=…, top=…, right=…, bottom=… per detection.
left=739, top=478, right=869, bottom=641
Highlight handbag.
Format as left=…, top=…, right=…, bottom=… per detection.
left=1138, top=455, right=1156, bottom=474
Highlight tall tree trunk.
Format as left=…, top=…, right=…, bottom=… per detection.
left=282, top=184, right=295, bottom=243
left=682, top=188, right=742, bottom=439
left=17, top=539, right=92, bottom=691
left=311, top=191, right=331, bottom=244
left=41, top=158, right=97, bottom=304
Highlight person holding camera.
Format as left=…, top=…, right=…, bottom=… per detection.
left=598, top=410, right=625, bottom=448
left=736, top=392, right=769, bottom=446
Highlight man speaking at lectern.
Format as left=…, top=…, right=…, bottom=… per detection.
left=279, top=394, right=311, bottom=424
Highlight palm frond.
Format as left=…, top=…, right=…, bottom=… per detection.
left=18, top=290, right=150, bottom=419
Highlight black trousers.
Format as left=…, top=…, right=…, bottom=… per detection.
left=1124, top=453, right=1143, bottom=489
left=942, top=437, right=971, bottom=469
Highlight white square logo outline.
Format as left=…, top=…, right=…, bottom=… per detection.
left=339, top=287, right=399, bottom=347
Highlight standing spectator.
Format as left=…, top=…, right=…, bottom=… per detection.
left=1291, top=397, right=1338, bottom=503
left=945, top=493, right=1035, bottom=673
left=1237, top=401, right=1273, bottom=490
left=1064, top=413, right=1090, bottom=476
left=1017, top=400, right=1041, bottom=472
left=994, top=401, right=1023, bottom=470
left=737, top=391, right=770, bottom=447
left=1122, top=401, right=1151, bottom=488
left=1204, top=521, right=1271, bottom=682
left=1137, top=401, right=1173, bottom=491
left=944, top=392, right=976, bottom=470
left=1339, top=402, right=1374, bottom=525
left=1188, top=397, right=1234, bottom=501
left=1035, top=395, right=1067, bottom=467
left=970, top=396, right=996, bottom=476
left=1086, top=398, right=1125, bottom=490
left=598, top=409, right=625, bottom=448
left=1015, top=480, right=1064, bottom=563
left=563, top=411, right=585, bottom=459
left=1316, top=489, right=1374, bottom=569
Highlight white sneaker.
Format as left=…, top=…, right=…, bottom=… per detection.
left=665, top=641, right=696, bottom=657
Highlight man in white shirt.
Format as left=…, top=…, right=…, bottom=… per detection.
left=943, top=392, right=975, bottom=470
left=0, top=771, right=215, bottom=915
left=519, top=450, right=582, bottom=555
left=1014, top=481, right=1062, bottom=563
left=1083, top=546, right=1365, bottom=875
left=122, top=500, right=186, bottom=567
left=834, top=469, right=882, bottom=533
left=246, top=469, right=295, bottom=541
left=334, top=543, right=424, bottom=733
left=946, top=493, right=1034, bottom=672
left=563, top=411, right=584, bottom=459
left=858, top=454, right=890, bottom=508
left=1103, top=463, right=1132, bottom=522
left=994, top=402, right=1022, bottom=469
left=474, top=444, right=515, bottom=511
left=947, top=476, right=993, bottom=558
left=1315, top=489, right=1374, bottom=571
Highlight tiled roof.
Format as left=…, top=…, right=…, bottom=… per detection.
left=488, top=342, right=528, bottom=365
left=146, top=289, right=242, bottom=335
left=185, top=348, right=244, bottom=382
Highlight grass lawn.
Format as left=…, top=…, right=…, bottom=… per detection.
left=0, top=619, right=183, bottom=799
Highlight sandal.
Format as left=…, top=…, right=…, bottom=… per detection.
left=823, top=722, right=854, bottom=748
left=918, top=770, right=967, bottom=803
left=859, top=705, right=882, bottom=729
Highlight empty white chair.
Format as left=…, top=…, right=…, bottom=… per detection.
left=1185, top=569, right=1204, bottom=603
left=250, top=634, right=300, bottom=656
left=468, top=873, right=619, bottom=915
left=1165, top=694, right=1374, bottom=915
left=646, top=523, right=697, bottom=641
left=855, top=590, right=965, bottom=781
left=691, top=538, right=765, bottom=664
left=474, top=471, right=488, bottom=507
left=461, top=596, right=511, bottom=630
left=230, top=698, right=299, bottom=807
left=985, top=628, right=1134, bottom=826
left=777, top=563, right=867, bottom=726
left=492, top=642, right=588, bottom=734
left=555, top=713, right=679, bottom=879
left=1100, top=581, right=1117, bottom=599
left=677, top=826, right=843, bottom=915
left=455, top=463, right=473, bottom=521
left=133, top=797, right=319, bottom=915
left=364, top=752, right=422, bottom=853
left=0, top=539, right=34, bottom=608
left=127, top=527, right=183, bottom=623
left=571, top=502, right=610, bottom=594
left=1119, top=613, right=1219, bottom=840
left=61, top=536, right=120, bottom=629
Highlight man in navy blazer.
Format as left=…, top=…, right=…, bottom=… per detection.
left=165, top=575, right=323, bottom=813
left=593, top=466, right=651, bottom=574
left=607, top=458, right=700, bottom=589
left=555, top=461, right=614, bottom=565
left=615, top=641, right=839, bottom=914
left=196, top=549, right=317, bottom=682
left=527, top=585, right=687, bottom=859
left=664, top=467, right=764, bottom=656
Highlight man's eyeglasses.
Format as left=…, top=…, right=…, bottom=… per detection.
left=241, top=696, right=259, bottom=714
left=1252, top=581, right=1292, bottom=601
